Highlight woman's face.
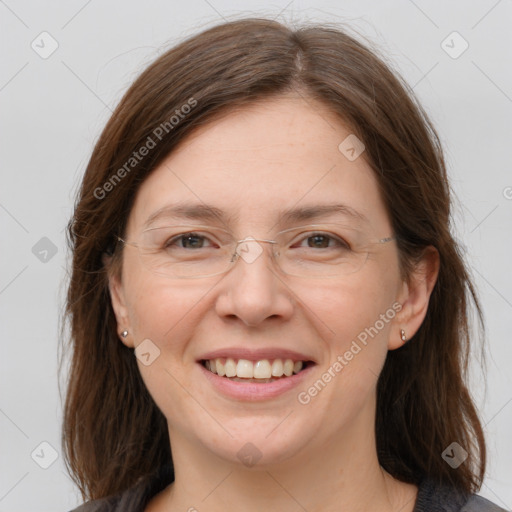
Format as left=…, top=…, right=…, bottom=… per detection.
left=110, top=95, right=409, bottom=466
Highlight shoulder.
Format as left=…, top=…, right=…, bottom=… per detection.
left=68, top=464, right=174, bottom=512
left=461, top=495, right=510, bottom=512
left=68, top=499, right=115, bottom=512
left=415, top=479, right=509, bottom=512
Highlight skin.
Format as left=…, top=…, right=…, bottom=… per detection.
left=108, top=94, right=439, bottom=512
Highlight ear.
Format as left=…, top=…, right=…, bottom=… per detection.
left=389, top=246, right=440, bottom=350
left=103, top=253, right=134, bottom=348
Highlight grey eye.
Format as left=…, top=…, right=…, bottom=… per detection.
left=179, top=234, right=206, bottom=249
left=165, top=233, right=215, bottom=250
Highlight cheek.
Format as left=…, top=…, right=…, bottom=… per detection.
left=300, top=272, right=398, bottom=390
left=122, top=273, right=216, bottom=423
left=126, top=278, right=206, bottom=347
left=298, top=282, right=395, bottom=418
left=302, top=274, right=397, bottom=343
left=121, top=251, right=198, bottom=347
left=122, top=254, right=229, bottom=366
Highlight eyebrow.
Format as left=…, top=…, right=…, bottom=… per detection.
left=278, top=203, right=368, bottom=225
left=143, top=203, right=237, bottom=229
left=143, top=202, right=368, bottom=229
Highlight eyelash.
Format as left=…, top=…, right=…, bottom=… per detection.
left=164, top=231, right=350, bottom=250
left=294, top=233, right=350, bottom=250
left=165, top=233, right=215, bottom=249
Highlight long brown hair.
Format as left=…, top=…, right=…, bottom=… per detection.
left=61, top=17, right=486, bottom=500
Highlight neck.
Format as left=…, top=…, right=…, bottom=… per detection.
left=155, top=404, right=417, bottom=512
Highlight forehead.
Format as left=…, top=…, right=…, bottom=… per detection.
left=126, top=95, right=390, bottom=235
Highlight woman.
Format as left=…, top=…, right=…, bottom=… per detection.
left=63, top=17, right=506, bottom=512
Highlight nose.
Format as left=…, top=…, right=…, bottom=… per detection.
left=214, top=238, right=294, bottom=327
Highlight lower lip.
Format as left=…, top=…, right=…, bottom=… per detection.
left=198, top=363, right=315, bottom=401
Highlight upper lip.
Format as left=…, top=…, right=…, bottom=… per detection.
left=197, top=348, right=317, bottom=363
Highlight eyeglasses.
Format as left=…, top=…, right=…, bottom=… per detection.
left=116, top=224, right=395, bottom=279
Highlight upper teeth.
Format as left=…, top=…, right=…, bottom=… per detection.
left=205, top=358, right=304, bottom=379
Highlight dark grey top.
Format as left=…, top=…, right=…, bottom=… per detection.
left=70, top=464, right=509, bottom=512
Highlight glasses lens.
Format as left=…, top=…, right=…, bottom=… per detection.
left=129, top=224, right=389, bottom=279
left=274, top=224, right=369, bottom=278
left=137, top=225, right=233, bottom=278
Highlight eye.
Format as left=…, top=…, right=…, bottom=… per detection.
left=165, top=232, right=216, bottom=250
left=293, top=232, right=350, bottom=250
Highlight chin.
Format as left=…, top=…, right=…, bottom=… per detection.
left=195, top=415, right=319, bottom=469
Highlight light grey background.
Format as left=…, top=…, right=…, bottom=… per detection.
left=1, top=1, right=511, bottom=510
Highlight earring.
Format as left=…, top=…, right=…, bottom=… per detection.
left=400, top=329, right=407, bottom=343
left=121, top=330, right=129, bottom=338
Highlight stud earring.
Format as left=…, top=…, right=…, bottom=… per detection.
left=400, top=329, right=407, bottom=343
left=121, top=330, right=129, bottom=338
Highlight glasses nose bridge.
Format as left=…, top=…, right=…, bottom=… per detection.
left=231, top=236, right=279, bottom=266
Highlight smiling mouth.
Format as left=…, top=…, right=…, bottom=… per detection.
left=200, top=357, right=312, bottom=382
